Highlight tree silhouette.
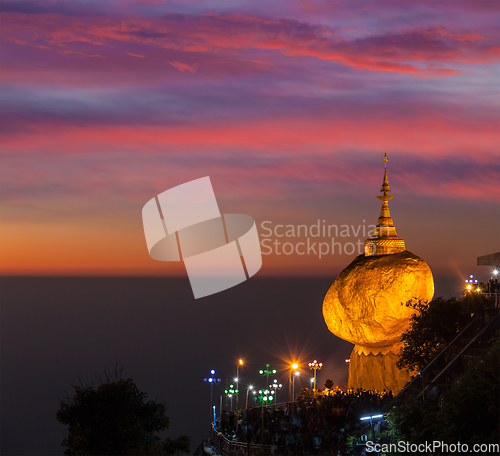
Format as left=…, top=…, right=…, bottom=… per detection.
left=57, top=368, right=190, bottom=455
left=397, top=294, right=485, bottom=372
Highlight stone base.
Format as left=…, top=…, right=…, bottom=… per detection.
left=347, top=345, right=412, bottom=394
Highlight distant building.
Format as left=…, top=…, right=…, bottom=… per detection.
left=477, top=252, right=500, bottom=268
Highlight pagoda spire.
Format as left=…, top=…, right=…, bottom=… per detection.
left=380, top=152, right=390, bottom=195
left=364, top=152, right=405, bottom=256
left=375, top=152, right=395, bottom=229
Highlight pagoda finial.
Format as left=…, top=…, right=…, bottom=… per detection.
left=382, top=151, right=388, bottom=167
left=364, top=152, right=405, bottom=256
left=380, top=152, right=390, bottom=197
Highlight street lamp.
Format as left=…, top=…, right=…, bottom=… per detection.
left=289, top=363, right=299, bottom=401
left=224, top=383, right=238, bottom=412
left=465, top=275, right=479, bottom=294
left=292, top=371, right=300, bottom=401
left=259, top=364, right=277, bottom=394
left=255, top=389, right=274, bottom=404
left=203, top=370, right=221, bottom=439
left=308, top=359, right=323, bottom=393
left=270, top=379, right=282, bottom=404
left=246, top=385, right=254, bottom=409
left=360, top=414, right=384, bottom=448
left=236, top=359, right=243, bottom=410
left=258, top=364, right=277, bottom=444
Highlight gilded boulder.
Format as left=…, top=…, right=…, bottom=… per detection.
left=322, top=250, right=434, bottom=347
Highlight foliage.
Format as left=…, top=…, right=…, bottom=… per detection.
left=397, top=294, right=485, bottom=372
left=384, top=395, right=443, bottom=445
left=440, top=342, right=499, bottom=445
left=124, top=436, right=192, bottom=456
left=387, top=340, right=500, bottom=453
left=162, top=436, right=192, bottom=456
left=57, top=370, right=191, bottom=455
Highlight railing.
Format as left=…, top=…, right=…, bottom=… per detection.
left=418, top=308, right=499, bottom=399
left=385, top=305, right=499, bottom=411
left=211, top=426, right=369, bottom=456
left=209, top=400, right=373, bottom=456
left=212, top=430, right=278, bottom=456
left=209, top=402, right=291, bottom=455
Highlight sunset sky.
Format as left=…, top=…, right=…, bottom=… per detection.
left=1, top=0, right=499, bottom=282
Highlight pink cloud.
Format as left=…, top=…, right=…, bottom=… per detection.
left=167, top=60, right=199, bottom=73
left=299, top=0, right=337, bottom=13
left=127, top=52, right=146, bottom=58
left=1, top=11, right=498, bottom=78
left=431, top=29, right=489, bottom=42
left=2, top=112, right=498, bottom=162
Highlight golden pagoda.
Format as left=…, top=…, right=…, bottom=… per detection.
left=322, top=153, right=434, bottom=393
left=364, top=152, right=406, bottom=256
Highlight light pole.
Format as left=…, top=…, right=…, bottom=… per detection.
left=246, top=385, right=254, bottom=409
left=270, top=379, right=282, bottom=404
left=258, top=364, right=277, bottom=400
left=224, top=383, right=238, bottom=412
left=293, top=371, right=299, bottom=401
left=203, top=370, right=221, bottom=439
left=360, top=414, right=383, bottom=453
left=236, top=359, right=243, bottom=410
left=308, top=359, right=322, bottom=394
left=289, top=363, right=298, bottom=401
left=255, top=388, right=274, bottom=405
left=258, top=364, right=277, bottom=444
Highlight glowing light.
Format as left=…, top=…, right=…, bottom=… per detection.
left=203, top=371, right=221, bottom=385
left=292, top=363, right=298, bottom=370
left=224, top=384, right=238, bottom=395
left=494, top=270, right=498, bottom=275
left=466, top=284, right=472, bottom=290
left=360, top=414, right=383, bottom=420
left=239, top=359, right=244, bottom=365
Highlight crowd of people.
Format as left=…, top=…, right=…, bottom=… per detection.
left=214, top=388, right=394, bottom=455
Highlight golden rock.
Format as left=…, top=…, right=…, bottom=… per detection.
left=322, top=250, right=434, bottom=348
